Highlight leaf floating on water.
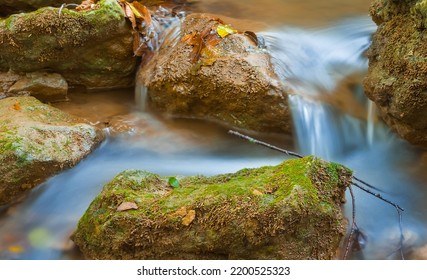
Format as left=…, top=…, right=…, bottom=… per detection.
left=182, top=210, right=196, bottom=226
left=216, top=24, right=237, bottom=38
left=8, top=245, right=24, bottom=254
left=117, top=201, right=138, bottom=212
left=28, top=227, right=51, bottom=249
left=168, top=177, right=180, bottom=188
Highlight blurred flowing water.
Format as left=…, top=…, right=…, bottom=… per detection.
left=1, top=0, right=427, bottom=260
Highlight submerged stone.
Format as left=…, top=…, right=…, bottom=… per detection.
left=0, top=96, right=104, bottom=205
left=72, top=156, right=352, bottom=260
left=365, top=0, right=427, bottom=148
left=7, top=71, right=68, bottom=102
left=138, top=13, right=292, bottom=134
left=0, top=0, right=136, bottom=89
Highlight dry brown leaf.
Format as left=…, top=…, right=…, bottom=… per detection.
left=129, top=1, right=152, bottom=26
left=76, top=0, right=97, bottom=12
left=125, top=5, right=137, bottom=29
left=172, top=206, right=188, bottom=217
left=182, top=210, right=196, bottom=226
left=116, top=201, right=138, bottom=212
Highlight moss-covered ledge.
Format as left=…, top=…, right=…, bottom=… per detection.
left=0, top=0, right=136, bottom=89
left=71, top=156, right=352, bottom=260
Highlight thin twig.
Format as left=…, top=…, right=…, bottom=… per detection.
left=397, top=208, right=405, bottom=260
left=351, top=182, right=404, bottom=212
left=344, top=185, right=357, bottom=260
left=58, top=3, right=80, bottom=17
left=353, top=176, right=384, bottom=192
left=228, top=130, right=303, bottom=158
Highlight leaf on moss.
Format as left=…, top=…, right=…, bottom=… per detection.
left=168, top=177, right=180, bottom=188
left=12, top=102, right=21, bottom=111
left=182, top=210, right=196, bottom=226
left=117, top=202, right=138, bottom=212
left=76, top=0, right=97, bottom=11
left=252, top=189, right=264, bottom=196
left=216, top=24, right=237, bottom=38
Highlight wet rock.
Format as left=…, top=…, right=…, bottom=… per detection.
left=364, top=0, right=427, bottom=148
left=8, top=72, right=68, bottom=102
left=72, top=156, right=352, bottom=260
left=0, top=0, right=136, bottom=90
left=0, top=71, right=22, bottom=99
left=138, top=13, right=292, bottom=134
left=0, top=96, right=104, bottom=206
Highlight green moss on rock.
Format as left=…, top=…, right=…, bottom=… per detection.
left=72, top=156, right=352, bottom=260
left=0, top=0, right=136, bottom=89
left=0, top=96, right=104, bottom=205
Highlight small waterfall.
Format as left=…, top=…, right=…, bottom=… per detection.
left=264, top=17, right=377, bottom=158
left=135, top=9, right=183, bottom=110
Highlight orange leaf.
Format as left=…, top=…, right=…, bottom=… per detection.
left=182, top=32, right=197, bottom=44
left=205, top=33, right=221, bottom=47
left=8, top=245, right=24, bottom=254
left=125, top=5, right=137, bottom=29
left=181, top=210, right=196, bottom=226
left=129, top=1, right=152, bottom=26
left=12, top=102, right=21, bottom=111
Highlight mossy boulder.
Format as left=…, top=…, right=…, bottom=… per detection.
left=138, top=13, right=292, bottom=134
left=72, top=156, right=352, bottom=260
left=0, top=96, right=104, bottom=206
left=0, top=0, right=80, bottom=17
left=365, top=0, right=427, bottom=148
left=0, top=0, right=136, bottom=89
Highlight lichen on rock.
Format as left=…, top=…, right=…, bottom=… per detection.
left=365, top=0, right=427, bottom=148
left=0, top=0, right=136, bottom=89
left=138, top=13, right=292, bottom=134
left=0, top=96, right=104, bottom=205
left=71, top=156, right=352, bottom=260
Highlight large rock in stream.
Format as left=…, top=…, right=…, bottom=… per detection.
left=138, top=13, right=292, bottom=134
left=0, top=96, right=104, bottom=206
left=364, top=0, right=427, bottom=148
left=0, top=0, right=136, bottom=89
left=72, top=156, right=352, bottom=259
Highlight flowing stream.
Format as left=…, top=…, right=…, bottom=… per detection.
left=1, top=0, right=426, bottom=260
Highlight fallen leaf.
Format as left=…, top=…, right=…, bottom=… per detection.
left=28, top=227, right=51, bottom=249
left=205, top=33, right=221, bottom=47
left=216, top=24, right=237, bottom=38
left=182, top=209, right=196, bottom=226
left=117, top=201, right=138, bottom=212
left=252, top=189, right=263, bottom=196
left=200, top=45, right=220, bottom=66
left=8, top=245, right=24, bottom=254
left=128, top=1, right=152, bottom=26
left=168, top=177, right=180, bottom=188
left=244, top=31, right=258, bottom=46
left=182, top=31, right=197, bottom=43
left=172, top=206, right=187, bottom=217
left=125, top=5, right=137, bottom=29
left=12, top=102, right=21, bottom=111
left=76, top=0, right=97, bottom=11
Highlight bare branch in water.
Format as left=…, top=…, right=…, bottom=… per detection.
left=344, top=186, right=357, bottom=260
left=228, top=130, right=303, bottom=158
left=229, top=129, right=405, bottom=260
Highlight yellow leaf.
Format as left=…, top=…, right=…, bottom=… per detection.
left=216, top=24, right=237, bottom=38
left=201, top=46, right=220, bottom=66
left=127, top=2, right=151, bottom=26
left=8, top=245, right=24, bottom=254
left=182, top=210, right=196, bottom=226
left=252, top=189, right=263, bottom=196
